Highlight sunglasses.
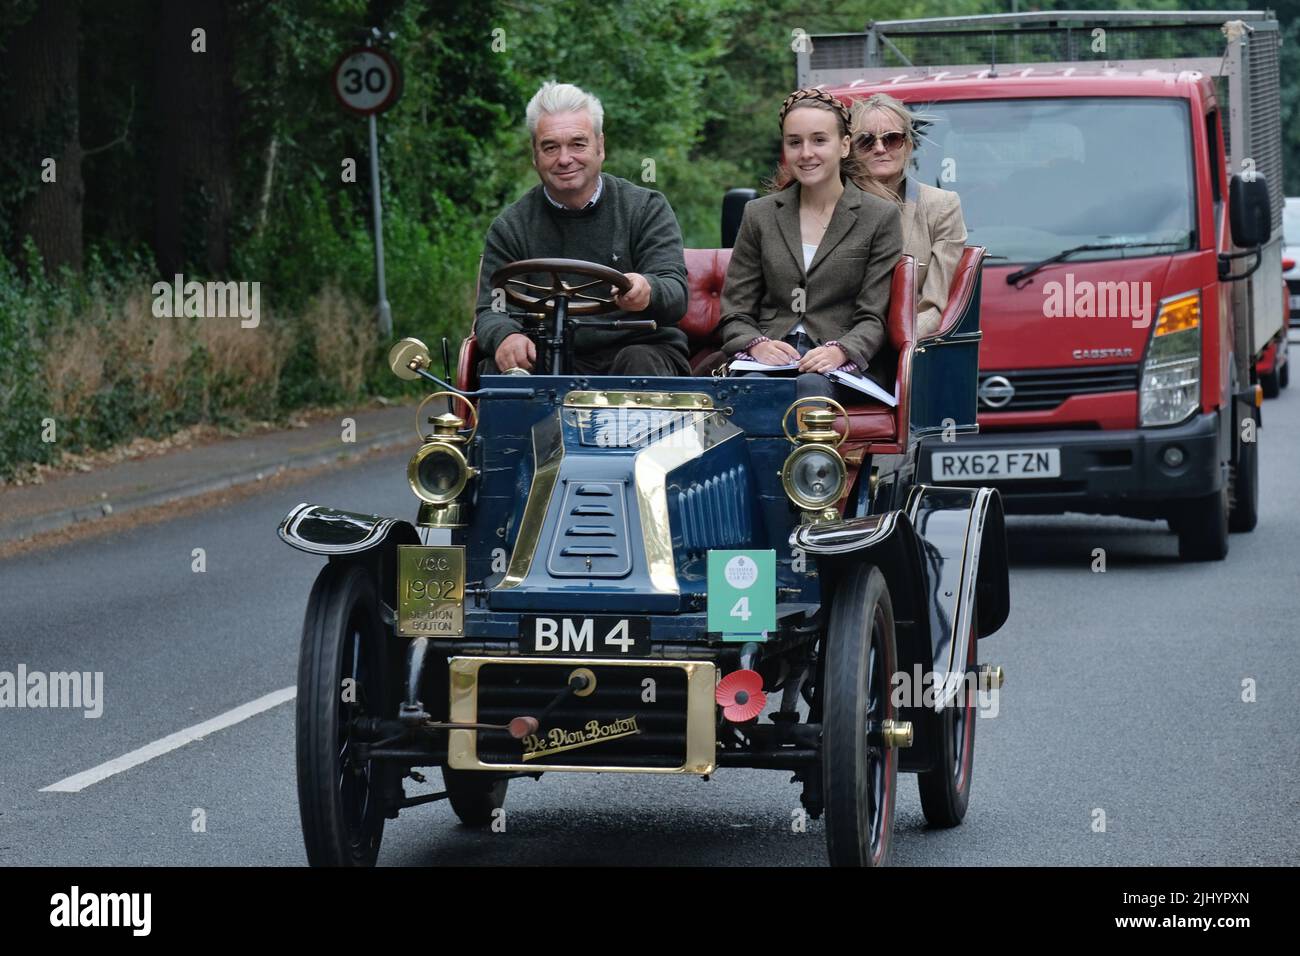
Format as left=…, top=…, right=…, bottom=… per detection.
left=854, top=131, right=907, bottom=152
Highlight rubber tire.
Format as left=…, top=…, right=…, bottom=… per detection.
left=296, top=562, right=394, bottom=867
left=822, top=564, right=898, bottom=868
left=916, top=608, right=977, bottom=828
left=1228, top=430, right=1259, bottom=534
left=1261, top=367, right=1280, bottom=399
left=1176, top=484, right=1230, bottom=561
left=1281, top=357, right=1290, bottom=389
left=443, top=767, right=508, bottom=827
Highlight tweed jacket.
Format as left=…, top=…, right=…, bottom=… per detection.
left=718, top=179, right=904, bottom=385
left=900, top=178, right=968, bottom=339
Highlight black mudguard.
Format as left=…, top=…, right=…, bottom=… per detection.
left=277, top=503, right=421, bottom=619
left=791, top=485, right=1009, bottom=709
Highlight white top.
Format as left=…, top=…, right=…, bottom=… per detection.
left=793, top=243, right=818, bottom=337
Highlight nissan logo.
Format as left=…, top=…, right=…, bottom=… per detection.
left=978, top=375, right=1015, bottom=409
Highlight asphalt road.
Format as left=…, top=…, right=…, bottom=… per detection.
left=3, top=379, right=1298, bottom=867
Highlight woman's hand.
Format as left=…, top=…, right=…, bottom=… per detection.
left=799, top=344, right=848, bottom=373
left=750, top=339, right=802, bottom=365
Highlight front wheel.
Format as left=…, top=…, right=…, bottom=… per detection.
left=1175, top=483, right=1230, bottom=561
left=1261, top=366, right=1281, bottom=399
left=916, top=608, right=977, bottom=827
left=443, top=767, right=508, bottom=827
left=296, top=562, right=396, bottom=867
left=822, top=564, right=898, bottom=867
left=1228, top=431, right=1259, bottom=534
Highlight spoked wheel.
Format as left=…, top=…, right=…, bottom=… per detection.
left=822, top=564, right=898, bottom=867
left=297, top=562, right=396, bottom=867
left=443, top=767, right=508, bottom=827
left=917, top=606, right=977, bottom=828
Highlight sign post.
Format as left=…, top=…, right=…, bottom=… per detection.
left=331, top=41, right=403, bottom=340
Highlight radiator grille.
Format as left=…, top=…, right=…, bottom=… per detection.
left=979, top=365, right=1139, bottom=411
left=473, top=663, right=689, bottom=768
left=673, top=465, right=752, bottom=552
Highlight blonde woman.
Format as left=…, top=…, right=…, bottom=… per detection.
left=719, top=89, right=903, bottom=398
left=850, top=93, right=967, bottom=339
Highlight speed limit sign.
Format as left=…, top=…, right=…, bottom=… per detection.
left=331, top=47, right=402, bottom=116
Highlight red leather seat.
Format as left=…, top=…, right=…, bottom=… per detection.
left=680, top=248, right=732, bottom=375
left=836, top=255, right=914, bottom=451
left=928, top=245, right=986, bottom=339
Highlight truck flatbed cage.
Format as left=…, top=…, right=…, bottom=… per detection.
left=863, top=10, right=1271, bottom=31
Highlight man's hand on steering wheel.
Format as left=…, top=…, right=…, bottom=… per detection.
left=495, top=333, right=537, bottom=372
left=613, top=272, right=652, bottom=312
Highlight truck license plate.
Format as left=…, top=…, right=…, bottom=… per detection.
left=931, top=448, right=1061, bottom=480
left=520, top=615, right=651, bottom=656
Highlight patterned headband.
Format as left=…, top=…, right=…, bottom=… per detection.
left=779, top=88, right=851, bottom=133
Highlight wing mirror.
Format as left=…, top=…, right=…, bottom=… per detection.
left=1229, top=173, right=1272, bottom=249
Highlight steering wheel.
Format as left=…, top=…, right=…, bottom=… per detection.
left=491, top=258, right=632, bottom=316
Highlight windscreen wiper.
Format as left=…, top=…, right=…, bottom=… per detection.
left=1005, top=240, right=1184, bottom=286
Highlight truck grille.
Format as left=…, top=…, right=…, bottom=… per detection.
left=978, top=365, right=1139, bottom=412
left=473, top=662, right=689, bottom=769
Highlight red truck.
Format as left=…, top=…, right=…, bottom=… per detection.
left=795, top=10, right=1283, bottom=560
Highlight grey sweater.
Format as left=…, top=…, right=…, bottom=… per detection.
left=473, top=173, right=689, bottom=360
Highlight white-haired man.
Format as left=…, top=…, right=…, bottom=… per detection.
left=473, top=81, right=690, bottom=376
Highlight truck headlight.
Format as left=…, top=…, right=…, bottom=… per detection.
left=1140, top=291, right=1201, bottom=427
left=781, top=444, right=846, bottom=511
left=408, top=442, right=473, bottom=504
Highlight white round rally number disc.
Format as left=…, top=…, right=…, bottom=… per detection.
left=724, top=555, right=758, bottom=590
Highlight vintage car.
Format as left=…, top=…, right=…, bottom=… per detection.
left=278, top=244, right=1011, bottom=867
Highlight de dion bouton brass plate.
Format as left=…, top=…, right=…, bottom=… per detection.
left=397, top=545, right=465, bottom=637
left=447, top=657, right=717, bottom=775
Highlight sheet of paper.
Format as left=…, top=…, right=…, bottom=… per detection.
left=729, top=359, right=899, bottom=408
left=827, top=369, right=899, bottom=407
left=728, top=358, right=800, bottom=372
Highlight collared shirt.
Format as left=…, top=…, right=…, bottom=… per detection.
left=543, top=174, right=604, bottom=211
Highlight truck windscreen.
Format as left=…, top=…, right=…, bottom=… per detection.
left=908, top=97, right=1195, bottom=264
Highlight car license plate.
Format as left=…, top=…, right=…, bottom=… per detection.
left=520, top=615, right=651, bottom=656
left=931, top=448, right=1061, bottom=480
left=1289, top=294, right=1300, bottom=310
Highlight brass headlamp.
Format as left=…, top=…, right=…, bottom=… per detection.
left=780, top=398, right=848, bottom=520
left=408, top=392, right=479, bottom=527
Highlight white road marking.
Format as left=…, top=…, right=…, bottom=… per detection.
left=40, top=686, right=297, bottom=793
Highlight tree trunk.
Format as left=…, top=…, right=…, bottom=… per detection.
left=6, top=0, right=84, bottom=273
left=152, top=0, right=236, bottom=275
